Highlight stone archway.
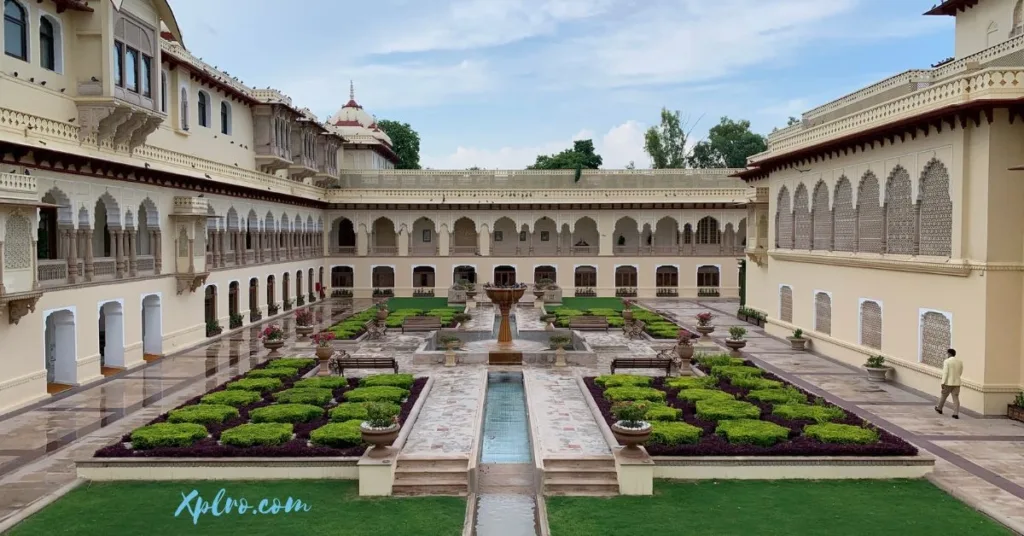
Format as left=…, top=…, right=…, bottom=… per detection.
left=205, top=285, right=218, bottom=331
left=142, top=294, right=162, bottom=360
left=45, top=309, right=77, bottom=391
left=99, top=301, right=125, bottom=373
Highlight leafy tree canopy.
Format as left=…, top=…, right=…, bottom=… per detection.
left=644, top=108, right=689, bottom=169
left=688, top=117, right=766, bottom=169
left=376, top=120, right=421, bottom=170
left=528, top=139, right=603, bottom=170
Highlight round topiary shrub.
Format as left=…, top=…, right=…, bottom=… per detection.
left=294, top=376, right=350, bottom=389
left=804, top=423, right=880, bottom=444
left=246, top=367, right=299, bottom=380
left=676, top=388, right=735, bottom=403
left=201, top=389, right=262, bottom=407
left=746, top=388, right=808, bottom=404
left=594, top=374, right=652, bottom=388
left=219, top=423, right=293, bottom=447
left=272, top=388, right=334, bottom=406
left=226, top=378, right=283, bottom=393
left=603, top=386, right=666, bottom=403
left=773, top=403, right=846, bottom=423
left=309, top=420, right=364, bottom=448
left=342, top=386, right=409, bottom=403
left=695, top=399, right=762, bottom=421
left=716, top=419, right=790, bottom=446
left=359, top=373, right=415, bottom=389
left=649, top=421, right=702, bottom=445
left=131, top=423, right=208, bottom=449
left=249, top=404, right=325, bottom=424
left=665, top=376, right=717, bottom=390
left=329, top=402, right=401, bottom=422
left=167, top=404, right=239, bottom=425
left=266, top=358, right=316, bottom=369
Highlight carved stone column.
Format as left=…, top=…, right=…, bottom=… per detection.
left=113, top=229, right=124, bottom=278
left=0, top=242, right=5, bottom=294
left=82, top=228, right=94, bottom=281
left=235, top=231, right=243, bottom=265
left=188, top=238, right=195, bottom=272
left=128, top=231, right=137, bottom=277
left=153, top=230, right=162, bottom=274
left=65, top=227, right=78, bottom=284
left=31, top=239, right=38, bottom=289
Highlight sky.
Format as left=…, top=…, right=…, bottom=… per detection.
left=167, top=0, right=953, bottom=169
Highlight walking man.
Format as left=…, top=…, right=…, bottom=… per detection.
left=935, top=348, right=963, bottom=419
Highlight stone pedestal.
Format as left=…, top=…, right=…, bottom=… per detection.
left=444, top=350, right=457, bottom=367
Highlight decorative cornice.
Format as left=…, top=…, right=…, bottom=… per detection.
left=768, top=250, right=974, bottom=276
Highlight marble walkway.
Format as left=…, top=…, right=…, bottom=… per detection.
left=400, top=367, right=487, bottom=456
left=653, top=299, right=1024, bottom=533
left=524, top=368, right=611, bottom=458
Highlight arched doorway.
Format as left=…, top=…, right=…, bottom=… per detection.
left=318, top=267, right=324, bottom=296
left=99, top=301, right=125, bottom=373
left=333, top=218, right=356, bottom=254
left=493, top=265, right=516, bottom=286
left=308, top=268, right=314, bottom=297
left=142, top=294, right=162, bottom=360
left=267, top=275, right=276, bottom=309
left=44, top=309, right=77, bottom=392
left=296, top=270, right=303, bottom=300
left=228, top=281, right=240, bottom=327
left=283, top=273, right=291, bottom=308
left=533, top=265, right=556, bottom=285
left=249, top=278, right=259, bottom=318
left=453, top=265, right=477, bottom=285
left=205, top=285, right=217, bottom=333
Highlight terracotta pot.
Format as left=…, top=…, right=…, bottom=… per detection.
left=695, top=325, right=715, bottom=337
left=1008, top=405, right=1024, bottom=423
left=295, top=325, right=314, bottom=337
left=362, top=423, right=401, bottom=457
left=622, top=310, right=633, bottom=322
left=864, top=366, right=891, bottom=382
left=315, top=346, right=334, bottom=361
left=788, top=337, right=807, bottom=351
left=725, top=339, right=747, bottom=352
left=263, top=340, right=284, bottom=352
left=611, top=422, right=651, bottom=450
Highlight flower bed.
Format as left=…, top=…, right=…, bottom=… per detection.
left=585, top=354, right=916, bottom=456
left=324, top=305, right=465, bottom=340
left=95, top=359, right=426, bottom=458
left=546, top=301, right=695, bottom=340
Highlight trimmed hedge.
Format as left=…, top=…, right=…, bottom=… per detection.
left=272, top=387, right=334, bottom=406
left=695, top=399, right=761, bottom=421
left=249, top=404, right=325, bottom=424
left=266, top=358, right=315, bottom=369
left=729, top=376, right=784, bottom=390
left=200, top=389, right=262, bottom=407
left=676, top=388, right=735, bottom=402
left=359, top=373, right=415, bottom=389
left=130, top=423, right=207, bottom=449
left=716, top=419, right=790, bottom=446
left=309, top=420, right=363, bottom=448
left=773, top=403, right=846, bottom=423
left=595, top=374, right=653, bottom=388
left=645, top=405, right=682, bottom=421
left=804, top=423, right=880, bottom=444
left=697, top=354, right=746, bottom=368
left=649, top=421, right=702, bottom=445
left=343, top=386, right=409, bottom=403
left=167, top=404, right=239, bottom=425
left=294, top=376, right=350, bottom=389
left=329, top=402, right=401, bottom=422
left=665, top=376, right=717, bottom=390
left=603, top=386, right=667, bottom=403
left=226, top=378, right=282, bottom=393
left=711, top=365, right=763, bottom=379
left=220, top=423, right=294, bottom=447
left=246, top=367, right=299, bottom=379
left=746, top=388, right=808, bottom=404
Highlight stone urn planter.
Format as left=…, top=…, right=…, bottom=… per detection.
left=675, top=343, right=694, bottom=376
left=725, top=339, right=747, bottom=352
left=611, top=422, right=651, bottom=451
left=315, top=346, right=334, bottom=361
left=263, top=340, right=285, bottom=352
left=465, top=290, right=477, bottom=301
left=864, top=366, right=892, bottom=382
left=295, top=325, right=314, bottom=338
left=788, top=329, right=807, bottom=351
left=376, top=308, right=389, bottom=321
left=695, top=325, right=715, bottom=338
left=622, top=309, right=634, bottom=322
left=533, top=289, right=546, bottom=300
left=361, top=423, right=401, bottom=458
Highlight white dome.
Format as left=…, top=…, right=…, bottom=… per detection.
left=327, top=81, right=392, bottom=147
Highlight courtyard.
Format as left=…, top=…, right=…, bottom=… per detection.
left=0, top=297, right=1021, bottom=535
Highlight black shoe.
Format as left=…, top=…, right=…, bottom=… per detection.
left=934, top=406, right=942, bottom=414
left=952, top=414, right=959, bottom=419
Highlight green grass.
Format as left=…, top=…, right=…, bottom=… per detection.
left=558, top=297, right=625, bottom=311
left=9, top=480, right=466, bottom=536
left=547, top=480, right=1012, bottom=536
left=385, top=297, right=450, bottom=311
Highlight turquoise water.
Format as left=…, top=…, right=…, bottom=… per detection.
left=480, top=372, right=532, bottom=464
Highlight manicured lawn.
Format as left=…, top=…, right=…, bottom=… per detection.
left=10, top=480, right=466, bottom=536
left=558, top=297, right=624, bottom=311
left=386, top=297, right=450, bottom=311
left=546, top=480, right=1011, bottom=536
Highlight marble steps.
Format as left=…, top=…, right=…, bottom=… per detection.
left=543, top=457, right=618, bottom=496
left=392, top=456, right=470, bottom=496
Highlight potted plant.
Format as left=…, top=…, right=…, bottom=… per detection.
left=788, top=329, right=807, bottom=351
left=725, top=326, right=747, bottom=352
left=674, top=331, right=695, bottom=375
left=268, top=303, right=279, bottom=315
left=250, top=308, right=263, bottom=322
left=297, top=295, right=306, bottom=306
left=452, top=312, right=472, bottom=330
left=864, top=355, right=892, bottom=382
left=229, top=312, right=245, bottom=330
left=462, top=281, right=478, bottom=301
left=308, top=292, right=316, bottom=303
left=610, top=401, right=651, bottom=452
left=1009, top=392, right=1024, bottom=423
left=622, top=300, right=635, bottom=322
left=260, top=324, right=285, bottom=353
left=284, top=299, right=294, bottom=311
left=549, top=334, right=572, bottom=367
left=540, top=314, right=557, bottom=331
left=294, top=309, right=315, bottom=337
left=532, top=281, right=548, bottom=300
left=375, top=304, right=389, bottom=321
left=206, top=320, right=223, bottom=337
left=737, top=306, right=748, bottom=323
left=361, top=401, right=401, bottom=458
left=312, top=332, right=335, bottom=361
left=695, top=312, right=716, bottom=337
left=438, top=334, right=462, bottom=367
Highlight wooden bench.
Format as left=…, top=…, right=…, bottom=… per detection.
left=336, top=357, right=399, bottom=375
left=610, top=358, right=672, bottom=375
left=402, top=316, right=442, bottom=333
left=569, top=316, right=609, bottom=332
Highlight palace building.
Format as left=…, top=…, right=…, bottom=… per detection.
left=738, top=0, right=1024, bottom=415
left=0, top=0, right=749, bottom=414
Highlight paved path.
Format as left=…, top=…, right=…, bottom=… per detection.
left=401, top=368, right=486, bottom=456
left=657, top=299, right=1024, bottom=533
left=525, top=369, right=610, bottom=458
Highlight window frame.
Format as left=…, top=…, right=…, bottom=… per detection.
left=124, top=45, right=139, bottom=93
left=220, top=101, right=231, bottom=135
left=113, top=41, right=124, bottom=87
left=3, top=0, right=28, bottom=62
left=197, top=91, right=210, bottom=127
left=140, top=53, right=152, bottom=97
left=39, top=14, right=55, bottom=71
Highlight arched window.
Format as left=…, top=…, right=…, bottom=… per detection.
left=220, top=101, right=232, bottom=135
left=180, top=87, right=189, bottom=130
left=197, top=91, right=210, bottom=127
left=4, top=0, right=28, bottom=61
left=696, top=216, right=720, bottom=244
left=39, top=15, right=59, bottom=72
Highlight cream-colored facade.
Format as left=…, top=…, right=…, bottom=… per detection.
left=0, top=0, right=751, bottom=414
left=741, top=0, right=1024, bottom=415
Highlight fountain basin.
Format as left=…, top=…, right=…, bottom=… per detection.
left=412, top=329, right=597, bottom=366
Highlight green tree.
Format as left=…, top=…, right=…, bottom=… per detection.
left=528, top=139, right=603, bottom=170
left=644, top=108, right=688, bottom=169
left=625, top=161, right=636, bottom=170
left=687, top=117, right=766, bottom=169
left=376, top=119, right=421, bottom=170
left=787, top=116, right=800, bottom=126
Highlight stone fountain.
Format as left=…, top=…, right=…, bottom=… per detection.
left=483, top=284, right=527, bottom=364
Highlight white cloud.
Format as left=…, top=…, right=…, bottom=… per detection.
left=423, top=120, right=650, bottom=169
